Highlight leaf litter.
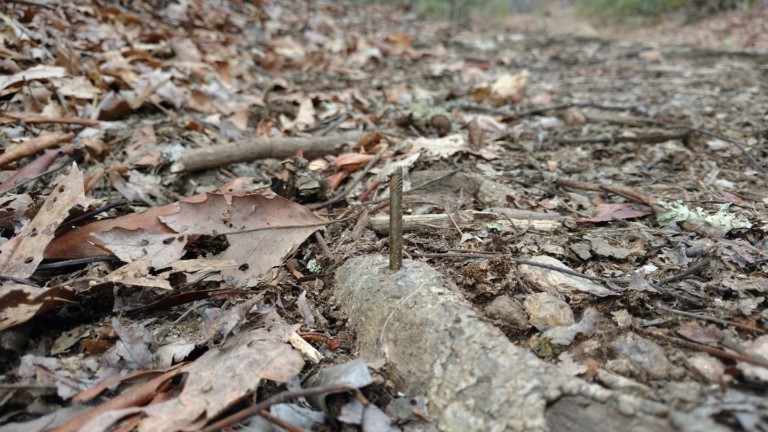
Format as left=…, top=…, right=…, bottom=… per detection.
left=0, top=0, right=767, bottom=430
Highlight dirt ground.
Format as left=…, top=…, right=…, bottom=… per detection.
left=498, top=0, right=768, bottom=49
left=0, top=0, right=766, bottom=431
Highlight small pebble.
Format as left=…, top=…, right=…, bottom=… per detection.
left=523, top=292, right=574, bottom=331
left=484, top=296, right=529, bottom=328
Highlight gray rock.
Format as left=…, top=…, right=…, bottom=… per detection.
left=686, top=354, right=727, bottom=384
left=484, top=296, right=529, bottom=328
left=659, top=381, right=703, bottom=411
left=523, top=292, right=575, bottom=331
left=611, top=333, right=674, bottom=381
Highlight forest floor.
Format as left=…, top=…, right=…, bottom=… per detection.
left=0, top=1, right=766, bottom=431
left=498, top=0, right=768, bottom=49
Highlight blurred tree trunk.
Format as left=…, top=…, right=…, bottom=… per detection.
left=450, top=0, right=471, bottom=33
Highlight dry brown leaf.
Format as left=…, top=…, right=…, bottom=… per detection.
left=327, top=170, right=350, bottom=190
left=52, top=76, right=102, bottom=99
left=386, top=31, right=413, bottom=52
left=160, top=192, right=328, bottom=285
left=227, top=108, right=249, bottom=130
left=0, top=278, right=108, bottom=332
left=578, top=203, right=654, bottom=223
left=0, top=65, right=67, bottom=96
left=187, top=89, right=214, bottom=112
left=0, top=283, right=68, bottom=331
left=407, top=134, right=497, bottom=160
left=44, top=203, right=182, bottom=259
left=0, top=149, right=61, bottom=193
left=67, top=314, right=303, bottom=432
left=50, top=366, right=187, bottom=432
left=170, top=37, right=202, bottom=63
left=106, top=317, right=156, bottom=370
left=97, top=92, right=133, bottom=121
left=333, top=153, right=375, bottom=172
left=94, top=228, right=187, bottom=269
left=0, top=194, right=35, bottom=234
left=0, top=164, right=92, bottom=277
left=490, top=70, right=529, bottom=105
left=46, top=190, right=327, bottom=285
left=126, top=125, right=157, bottom=154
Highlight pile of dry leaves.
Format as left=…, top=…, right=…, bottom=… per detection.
left=0, top=0, right=767, bottom=431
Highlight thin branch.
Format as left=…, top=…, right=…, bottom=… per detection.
left=411, top=251, right=627, bottom=284
left=653, top=303, right=764, bottom=334
left=365, top=170, right=460, bottom=207
left=658, top=257, right=711, bottom=285
left=201, top=384, right=351, bottom=432
left=636, top=327, right=768, bottom=369
left=0, top=275, right=41, bottom=287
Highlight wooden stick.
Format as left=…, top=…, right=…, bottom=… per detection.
left=201, top=384, right=351, bottom=432
left=0, top=131, right=74, bottom=167
left=555, top=129, right=689, bottom=145
left=3, top=113, right=100, bottom=127
left=389, top=167, right=403, bottom=271
left=170, top=132, right=359, bottom=173
left=369, top=209, right=561, bottom=235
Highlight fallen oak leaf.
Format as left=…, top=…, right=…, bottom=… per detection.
left=0, top=278, right=111, bottom=331
left=49, top=365, right=186, bottom=432
left=46, top=190, right=330, bottom=285
left=44, top=204, right=182, bottom=260
left=160, top=191, right=329, bottom=286
left=60, top=314, right=304, bottom=432
left=0, top=164, right=92, bottom=277
left=92, top=229, right=187, bottom=269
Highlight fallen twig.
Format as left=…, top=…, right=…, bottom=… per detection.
left=553, top=177, right=663, bottom=212
left=3, top=113, right=100, bottom=127
left=201, top=383, right=351, bottom=432
left=653, top=303, right=764, bottom=334
left=410, top=251, right=628, bottom=284
left=553, top=177, right=733, bottom=240
left=170, top=132, right=360, bottom=173
left=365, top=170, right=460, bottom=207
left=0, top=131, right=74, bottom=167
left=555, top=129, right=689, bottom=145
left=686, top=126, right=767, bottom=175
left=636, top=327, right=768, bottom=370
left=658, top=257, right=711, bottom=285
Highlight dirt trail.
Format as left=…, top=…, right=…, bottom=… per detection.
left=492, top=0, right=768, bottom=49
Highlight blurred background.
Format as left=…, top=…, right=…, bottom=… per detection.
left=353, top=0, right=757, bottom=22
left=351, top=0, right=767, bottom=48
